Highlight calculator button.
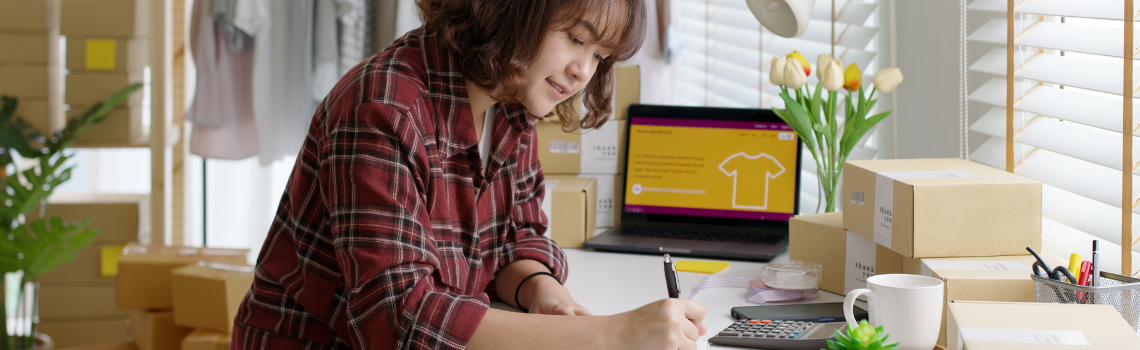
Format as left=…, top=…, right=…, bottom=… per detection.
left=719, top=331, right=741, bottom=336
left=760, top=320, right=773, bottom=325
left=743, top=332, right=756, bottom=337
left=748, top=319, right=761, bottom=324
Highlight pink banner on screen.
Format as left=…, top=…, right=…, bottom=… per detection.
left=632, top=117, right=792, bottom=131
left=625, top=204, right=794, bottom=222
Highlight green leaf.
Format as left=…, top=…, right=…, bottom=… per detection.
left=48, top=83, right=143, bottom=152
left=779, top=92, right=819, bottom=152
left=1, top=217, right=99, bottom=279
left=841, top=110, right=893, bottom=156
left=809, top=83, right=824, bottom=126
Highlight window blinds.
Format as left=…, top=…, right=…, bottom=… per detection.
left=677, top=0, right=881, bottom=213
left=967, top=0, right=1140, bottom=250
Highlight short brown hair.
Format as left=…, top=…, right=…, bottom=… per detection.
left=417, top=0, right=647, bottom=130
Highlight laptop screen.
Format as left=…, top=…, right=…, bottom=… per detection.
left=623, top=115, right=799, bottom=222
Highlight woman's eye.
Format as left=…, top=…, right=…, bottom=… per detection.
left=569, top=33, right=584, bottom=45
left=594, top=53, right=605, bottom=62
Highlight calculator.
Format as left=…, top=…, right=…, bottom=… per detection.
left=707, top=319, right=846, bottom=350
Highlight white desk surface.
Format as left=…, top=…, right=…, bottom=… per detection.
left=558, top=248, right=857, bottom=349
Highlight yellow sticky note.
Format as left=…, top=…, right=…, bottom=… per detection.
left=675, top=260, right=730, bottom=274
left=100, top=244, right=126, bottom=277
left=85, top=39, right=116, bottom=71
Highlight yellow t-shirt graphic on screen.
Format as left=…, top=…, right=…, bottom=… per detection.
left=718, top=152, right=786, bottom=210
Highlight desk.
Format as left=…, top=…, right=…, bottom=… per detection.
left=558, top=248, right=857, bottom=349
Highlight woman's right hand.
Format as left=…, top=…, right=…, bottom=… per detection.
left=607, top=298, right=707, bottom=350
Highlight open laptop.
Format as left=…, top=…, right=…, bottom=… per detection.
left=582, top=104, right=802, bottom=261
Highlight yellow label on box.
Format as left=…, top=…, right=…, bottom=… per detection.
left=100, top=244, right=126, bottom=277
left=85, top=39, right=116, bottom=71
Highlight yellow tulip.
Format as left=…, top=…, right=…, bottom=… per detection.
left=842, top=63, right=861, bottom=92
left=787, top=51, right=810, bottom=77
left=770, top=56, right=787, bottom=86
left=872, top=67, right=905, bottom=93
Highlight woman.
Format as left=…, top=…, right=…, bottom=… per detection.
left=232, top=0, right=706, bottom=349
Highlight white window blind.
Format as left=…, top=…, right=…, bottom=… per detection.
left=967, top=0, right=1140, bottom=265
left=677, top=0, right=882, bottom=213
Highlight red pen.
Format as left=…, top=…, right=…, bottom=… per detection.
left=1076, top=261, right=1092, bottom=302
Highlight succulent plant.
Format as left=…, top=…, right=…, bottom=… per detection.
left=825, top=320, right=899, bottom=350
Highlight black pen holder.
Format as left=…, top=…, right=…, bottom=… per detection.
left=1031, top=271, right=1140, bottom=330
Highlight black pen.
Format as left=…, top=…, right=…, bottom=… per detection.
left=664, top=254, right=680, bottom=298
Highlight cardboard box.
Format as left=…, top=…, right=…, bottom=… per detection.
left=0, top=0, right=47, bottom=31
left=612, top=63, right=639, bottom=120
left=0, top=32, right=50, bottom=63
left=947, top=301, right=1140, bottom=350
left=842, top=158, right=1041, bottom=258
left=117, top=245, right=250, bottom=309
left=38, top=193, right=148, bottom=243
left=182, top=330, right=232, bottom=350
left=788, top=212, right=908, bottom=296
left=576, top=174, right=622, bottom=228
left=38, top=317, right=129, bottom=349
left=902, top=255, right=1040, bottom=347
left=41, top=243, right=128, bottom=283
left=39, top=281, right=126, bottom=319
left=171, top=262, right=255, bottom=333
left=537, top=119, right=627, bottom=174
left=129, top=309, right=192, bottom=350
left=61, top=0, right=148, bottom=38
left=0, top=66, right=49, bottom=98
left=542, top=175, right=597, bottom=248
left=65, top=36, right=147, bottom=72
left=56, top=342, right=136, bottom=350
left=13, top=98, right=50, bottom=136
left=68, top=102, right=146, bottom=146
left=65, top=70, right=144, bottom=107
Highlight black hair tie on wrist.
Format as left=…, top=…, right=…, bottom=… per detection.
left=514, top=271, right=560, bottom=313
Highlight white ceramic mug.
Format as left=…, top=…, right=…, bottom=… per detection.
left=843, top=274, right=943, bottom=350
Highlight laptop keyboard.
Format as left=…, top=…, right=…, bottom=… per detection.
left=622, top=226, right=785, bottom=245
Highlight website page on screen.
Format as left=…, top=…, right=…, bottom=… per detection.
left=624, top=117, right=798, bottom=221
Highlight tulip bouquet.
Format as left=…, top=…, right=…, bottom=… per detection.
left=769, top=51, right=903, bottom=213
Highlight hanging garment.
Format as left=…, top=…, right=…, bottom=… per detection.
left=311, top=0, right=340, bottom=100
left=187, top=0, right=260, bottom=160
left=245, top=0, right=313, bottom=165
left=336, top=0, right=365, bottom=73
left=212, top=0, right=254, bottom=52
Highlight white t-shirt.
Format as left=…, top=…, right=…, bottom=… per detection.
left=477, top=106, right=495, bottom=173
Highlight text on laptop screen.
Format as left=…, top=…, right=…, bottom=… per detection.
left=623, top=117, right=798, bottom=221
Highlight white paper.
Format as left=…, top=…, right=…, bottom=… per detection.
left=872, top=170, right=980, bottom=248
left=844, top=230, right=877, bottom=293
left=580, top=121, right=620, bottom=173
left=958, top=328, right=1091, bottom=346
left=923, top=260, right=1031, bottom=272
left=541, top=180, right=559, bottom=238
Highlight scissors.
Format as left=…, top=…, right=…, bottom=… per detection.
left=1027, top=247, right=1081, bottom=303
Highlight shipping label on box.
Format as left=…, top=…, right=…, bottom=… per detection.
left=130, top=309, right=192, bottom=350
left=39, top=281, right=126, bottom=320
left=38, top=317, right=129, bottom=349
left=537, top=119, right=626, bottom=174
left=788, top=212, right=906, bottom=296
left=0, top=32, right=49, bottom=63
left=171, top=262, right=256, bottom=333
left=541, top=175, right=596, bottom=248
left=117, top=245, right=250, bottom=309
left=61, top=0, right=148, bottom=38
left=842, top=158, right=1042, bottom=258
left=903, top=255, right=1040, bottom=347
left=66, top=36, right=147, bottom=72
left=947, top=301, right=1140, bottom=350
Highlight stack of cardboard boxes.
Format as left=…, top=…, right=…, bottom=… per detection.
left=114, top=245, right=252, bottom=350
left=538, top=63, right=639, bottom=248
left=789, top=158, right=1047, bottom=347
left=60, top=0, right=148, bottom=146
left=36, top=194, right=148, bottom=348
left=0, top=0, right=56, bottom=136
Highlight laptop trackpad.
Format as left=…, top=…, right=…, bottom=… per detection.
left=639, top=238, right=728, bottom=252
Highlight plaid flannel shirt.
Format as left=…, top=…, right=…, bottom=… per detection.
left=231, top=27, right=568, bottom=350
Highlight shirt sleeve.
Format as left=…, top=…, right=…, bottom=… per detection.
left=325, top=101, right=488, bottom=350
left=490, top=125, right=569, bottom=294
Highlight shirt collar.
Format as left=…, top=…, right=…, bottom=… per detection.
left=418, top=29, right=533, bottom=160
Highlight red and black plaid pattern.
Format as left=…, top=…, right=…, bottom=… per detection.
left=231, top=27, right=567, bottom=350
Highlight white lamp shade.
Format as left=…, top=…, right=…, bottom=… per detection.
left=747, top=0, right=816, bottom=38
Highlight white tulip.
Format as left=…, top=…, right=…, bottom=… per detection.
left=817, top=54, right=834, bottom=76
left=783, top=59, right=807, bottom=90
left=821, top=61, right=844, bottom=92
left=872, top=67, right=904, bottom=93
left=770, top=56, right=786, bottom=86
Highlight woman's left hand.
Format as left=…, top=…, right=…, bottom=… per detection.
left=524, top=277, right=592, bottom=316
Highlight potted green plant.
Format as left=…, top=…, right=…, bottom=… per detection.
left=826, top=320, right=900, bottom=350
left=0, top=83, right=142, bottom=350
